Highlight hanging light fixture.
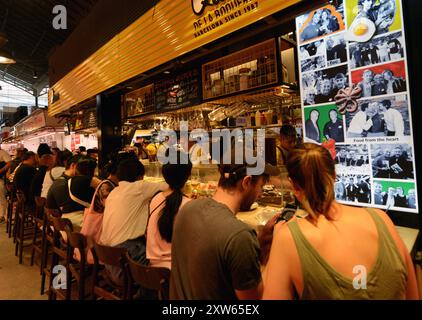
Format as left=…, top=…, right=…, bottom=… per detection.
left=0, top=49, right=15, bottom=64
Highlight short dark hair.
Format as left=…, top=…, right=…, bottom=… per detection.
left=57, top=150, right=73, bottom=167
left=381, top=99, right=392, bottom=109
left=22, top=151, right=36, bottom=161
left=37, top=143, right=52, bottom=157
left=76, top=156, right=97, bottom=176
left=280, top=124, right=298, bottom=146
left=87, top=149, right=98, bottom=155
left=218, top=165, right=268, bottom=190
left=79, top=146, right=87, bottom=152
left=65, top=155, right=81, bottom=170
left=117, top=159, right=145, bottom=182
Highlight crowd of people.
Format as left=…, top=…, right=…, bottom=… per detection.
left=374, top=183, right=417, bottom=209
left=356, top=68, right=407, bottom=98
left=350, top=34, right=403, bottom=68
left=355, top=0, right=396, bottom=35
left=0, top=133, right=418, bottom=300
left=372, top=145, right=414, bottom=180
left=334, top=175, right=371, bottom=203
left=303, top=69, right=348, bottom=106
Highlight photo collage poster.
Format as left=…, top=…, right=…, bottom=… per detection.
left=296, top=0, right=418, bottom=213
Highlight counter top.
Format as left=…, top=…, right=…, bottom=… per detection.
left=237, top=207, right=420, bottom=255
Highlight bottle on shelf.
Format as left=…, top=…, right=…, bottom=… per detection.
left=255, top=110, right=262, bottom=127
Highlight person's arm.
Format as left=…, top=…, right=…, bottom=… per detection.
left=375, top=209, right=419, bottom=300
left=394, top=112, right=405, bottom=135
left=226, top=230, right=263, bottom=300
left=262, top=222, right=296, bottom=300
left=323, top=123, right=330, bottom=140
left=90, top=176, right=102, bottom=189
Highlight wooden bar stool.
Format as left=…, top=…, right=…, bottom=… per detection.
left=124, top=252, right=170, bottom=300
left=91, top=243, right=127, bottom=300
left=47, top=216, right=73, bottom=301
left=14, top=191, right=35, bottom=264
left=31, top=197, right=46, bottom=271
left=40, top=208, right=59, bottom=296
left=66, top=231, right=94, bottom=300
left=5, top=183, right=16, bottom=237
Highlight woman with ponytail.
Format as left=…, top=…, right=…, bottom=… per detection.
left=263, top=143, right=418, bottom=300
left=146, top=150, right=192, bottom=269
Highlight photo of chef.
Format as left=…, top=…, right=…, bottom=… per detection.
left=371, top=144, right=414, bottom=180
left=351, top=60, right=407, bottom=98
left=299, top=40, right=326, bottom=60
left=301, top=55, right=326, bottom=73
left=335, top=144, right=370, bottom=175
left=373, top=180, right=417, bottom=210
left=301, top=64, right=349, bottom=106
left=297, top=1, right=345, bottom=44
left=304, top=104, right=345, bottom=143
left=326, top=33, right=347, bottom=67
left=346, top=0, right=402, bottom=37
left=345, top=94, right=410, bottom=138
left=349, top=31, right=404, bottom=69
left=335, top=174, right=372, bottom=204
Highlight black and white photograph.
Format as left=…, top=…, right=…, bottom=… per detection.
left=301, top=55, right=326, bottom=73
left=299, top=40, right=326, bottom=60
left=326, top=33, right=347, bottom=66
left=335, top=145, right=370, bottom=175
left=373, top=180, right=417, bottom=209
left=349, top=31, right=404, bottom=69
left=335, top=174, right=372, bottom=204
left=297, top=1, right=345, bottom=44
left=345, top=94, right=410, bottom=138
left=302, top=64, right=349, bottom=106
left=351, top=60, right=407, bottom=98
left=371, top=144, right=414, bottom=180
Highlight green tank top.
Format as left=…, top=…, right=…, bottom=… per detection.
left=287, top=208, right=408, bottom=300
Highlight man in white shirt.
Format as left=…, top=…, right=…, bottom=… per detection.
left=100, top=158, right=167, bottom=264
left=380, top=100, right=404, bottom=136
left=348, top=103, right=373, bottom=137
left=0, top=148, right=12, bottom=224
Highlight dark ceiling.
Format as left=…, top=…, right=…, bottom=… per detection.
left=0, top=0, right=99, bottom=95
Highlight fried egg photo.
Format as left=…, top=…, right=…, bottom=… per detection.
left=345, top=17, right=375, bottom=42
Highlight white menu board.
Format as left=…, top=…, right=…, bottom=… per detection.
left=296, top=0, right=418, bottom=213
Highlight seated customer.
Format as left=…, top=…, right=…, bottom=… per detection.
left=147, top=150, right=192, bottom=269
left=170, top=148, right=280, bottom=300
left=100, top=159, right=167, bottom=265
left=30, top=153, right=55, bottom=205
left=263, top=143, right=419, bottom=300
left=14, top=151, right=38, bottom=206
left=41, top=150, right=73, bottom=198
left=47, top=156, right=100, bottom=228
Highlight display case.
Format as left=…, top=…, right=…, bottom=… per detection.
left=143, top=161, right=294, bottom=207
left=202, top=39, right=278, bottom=100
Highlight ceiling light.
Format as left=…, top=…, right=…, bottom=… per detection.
left=33, top=71, right=39, bottom=79
left=164, top=71, right=171, bottom=74
left=0, top=49, right=16, bottom=64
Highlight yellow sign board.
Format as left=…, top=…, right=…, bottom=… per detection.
left=49, top=0, right=301, bottom=116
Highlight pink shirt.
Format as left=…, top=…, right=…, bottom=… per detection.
left=146, top=192, right=190, bottom=269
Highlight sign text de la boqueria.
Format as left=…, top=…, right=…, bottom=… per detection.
left=193, top=0, right=259, bottom=39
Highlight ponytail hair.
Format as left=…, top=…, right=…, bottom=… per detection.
left=158, top=150, right=192, bottom=242
left=286, top=143, right=335, bottom=220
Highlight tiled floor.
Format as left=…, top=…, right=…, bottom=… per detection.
left=0, top=225, right=47, bottom=300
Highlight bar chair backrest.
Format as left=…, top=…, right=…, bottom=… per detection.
left=124, top=252, right=170, bottom=300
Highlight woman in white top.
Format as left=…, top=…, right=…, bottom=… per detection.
left=41, top=150, right=72, bottom=198
left=147, top=150, right=192, bottom=269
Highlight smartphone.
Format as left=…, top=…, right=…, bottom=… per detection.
left=276, top=203, right=297, bottom=224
